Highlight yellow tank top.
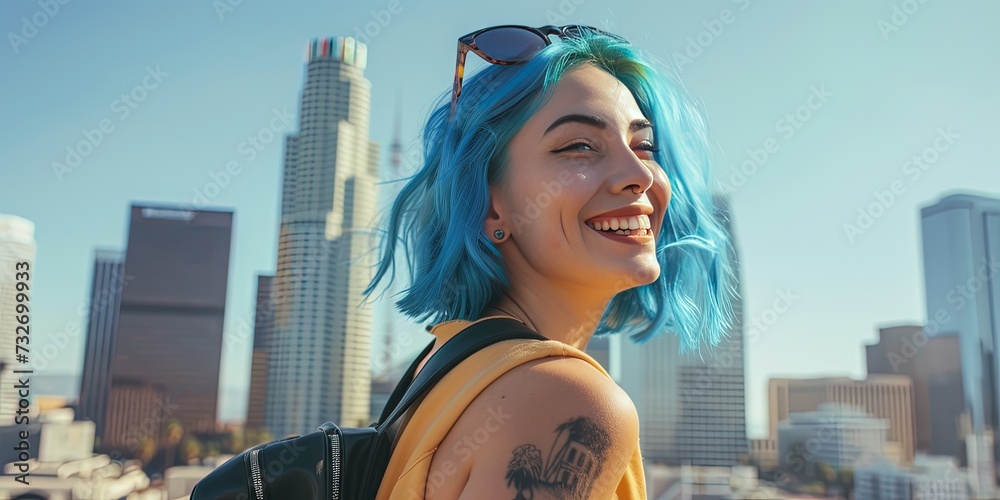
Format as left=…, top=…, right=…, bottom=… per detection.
left=375, top=316, right=647, bottom=499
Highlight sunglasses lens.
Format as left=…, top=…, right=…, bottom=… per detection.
left=474, top=27, right=548, bottom=62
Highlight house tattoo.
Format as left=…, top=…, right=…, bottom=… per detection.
left=504, top=417, right=612, bottom=499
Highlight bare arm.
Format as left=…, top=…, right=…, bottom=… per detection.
left=453, top=357, right=639, bottom=499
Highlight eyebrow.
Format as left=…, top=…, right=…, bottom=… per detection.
left=543, top=114, right=653, bottom=136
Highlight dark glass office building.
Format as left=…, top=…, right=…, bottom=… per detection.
left=77, top=248, right=126, bottom=441
left=109, top=205, right=233, bottom=436
left=246, top=274, right=274, bottom=430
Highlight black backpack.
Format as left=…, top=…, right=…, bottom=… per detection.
left=190, top=317, right=544, bottom=499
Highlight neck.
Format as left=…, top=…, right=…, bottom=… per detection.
left=485, top=276, right=612, bottom=351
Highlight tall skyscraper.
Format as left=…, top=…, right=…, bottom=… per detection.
left=265, top=37, right=380, bottom=437
left=109, top=204, right=233, bottom=437
left=768, top=376, right=916, bottom=464
left=245, top=275, right=274, bottom=431
left=77, top=249, right=126, bottom=441
left=0, top=215, right=36, bottom=425
left=920, top=192, right=1000, bottom=494
left=866, top=324, right=964, bottom=458
left=619, top=195, right=747, bottom=466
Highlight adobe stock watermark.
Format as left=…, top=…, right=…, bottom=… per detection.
left=670, top=0, right=752, bottom=73
left=842, top=126, right=958, bottom=243
left=259, top=440, right=309, bottom=485
left=51, top=66, right=169, bottom=182
left=877, top=0, right=932, bottom=41
left=884, top=255, right=1000, bottom=371
left=717, top=85, right=833, bottom=195
left=684, top=288, right=798, bottom=398
left=179, top=106, right=293, bottom=212
left=776, top=414, right=841, bottom=485
left=7, top=0, right=72, bottom=54
left=409, top=406, right=512, bottom=498
left=511, top=169, right=577, bottom=233
left=543, top=0, right=587, bottom=24
left=213, top=0, right=249, bottom=21
left=34, top=271, right=133, bottom=371
left=225, top=286, right=276, bottom=353
left=351, top=0, right=413, bottom=46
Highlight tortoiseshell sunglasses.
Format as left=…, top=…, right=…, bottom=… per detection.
left=450, top=24, right=628, bottom=117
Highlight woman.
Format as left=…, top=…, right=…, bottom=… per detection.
left=365, top=24, right=737, bottom=499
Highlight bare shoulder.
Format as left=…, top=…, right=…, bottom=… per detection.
left=426, top=356, right=639, bottom=499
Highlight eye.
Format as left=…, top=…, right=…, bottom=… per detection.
left=553, top=141, right=596, bottom=153
left=635, top=140, right=659, bottom=153
left=634, top=140, right=660, bottom=160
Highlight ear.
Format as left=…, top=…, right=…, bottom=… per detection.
left=483, top=184, right=505, bottom=235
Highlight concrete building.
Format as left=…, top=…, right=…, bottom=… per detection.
left=643, top=464, right=788, bottom=499
left=920, top=192, right=1000, bottom=497
left=769, top=375, right=916, bottom=464
left=265, top=36, right=380, bottom=437
left=77, top=249, right=126, bottom=443
left=0, top=408, right=152, bottom=499
left=854, top=454, right=969, bottom=500
left=0, top=215, right=35, bottom=425
left=245, top=274, right=275, bottom=431
left=619, top=196, right=746, bottom=466
left=866, top=324, right=965, bottom=458
left=777, top=403, right=889, bottom=471
left=748, top=437, right=779, bottom=471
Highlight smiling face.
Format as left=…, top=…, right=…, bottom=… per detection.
left=487, top=63, right=672, bottom=299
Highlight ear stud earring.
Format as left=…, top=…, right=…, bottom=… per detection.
left=493, top=229, right=506, bottom=240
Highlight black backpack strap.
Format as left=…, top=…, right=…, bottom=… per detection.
left=377, top=317, right=546, bottom=431
left=376, top=339, right=435, bottom=425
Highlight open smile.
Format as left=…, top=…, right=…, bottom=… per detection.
left=585, top=214, right=654, bottom=243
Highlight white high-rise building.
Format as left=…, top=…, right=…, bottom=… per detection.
left=618, top=196, right=747, bottom=466
left=777, top=403, right=889, bottom=471
left=0, top=215, right=36, bottom=425
left=920, top=192, right=1000, bottom=497
left=265, top=37, right=380, bottom=437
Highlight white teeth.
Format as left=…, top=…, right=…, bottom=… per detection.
left=588, top=214, right=652, bottom=231
left=611, top=228, right=649, bottom=236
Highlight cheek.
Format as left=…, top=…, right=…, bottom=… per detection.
left=510, top=173, right=595, bottom=242
left=652, top=168, right=671, bottom=224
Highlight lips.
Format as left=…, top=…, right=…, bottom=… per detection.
left=585, top=204, right=655, bottom=237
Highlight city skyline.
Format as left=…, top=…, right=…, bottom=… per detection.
left=2, top=1, right=998, bottom=439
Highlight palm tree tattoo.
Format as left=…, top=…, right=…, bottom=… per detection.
left=505, top=417, right=611, bottom=499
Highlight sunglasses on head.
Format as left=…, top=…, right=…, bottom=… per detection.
left=450, top=24, right=628, bottom=117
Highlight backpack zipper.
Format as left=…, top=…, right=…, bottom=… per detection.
left=330, top=431, right=341, bottom=500
left=250, top=448, right=265, bottom=500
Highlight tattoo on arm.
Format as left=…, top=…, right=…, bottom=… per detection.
left=504, top=417, right=612, bottom=500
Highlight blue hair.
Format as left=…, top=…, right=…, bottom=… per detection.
left=364, top=29, right=738, bottom=351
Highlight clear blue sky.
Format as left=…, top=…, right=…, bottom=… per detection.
left=2, top=0, right=997, bottom=438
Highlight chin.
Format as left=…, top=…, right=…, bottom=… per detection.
left=605, top=260, right=660, bottom=292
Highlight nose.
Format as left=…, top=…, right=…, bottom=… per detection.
left=610, top=141, right=656, bottom=195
